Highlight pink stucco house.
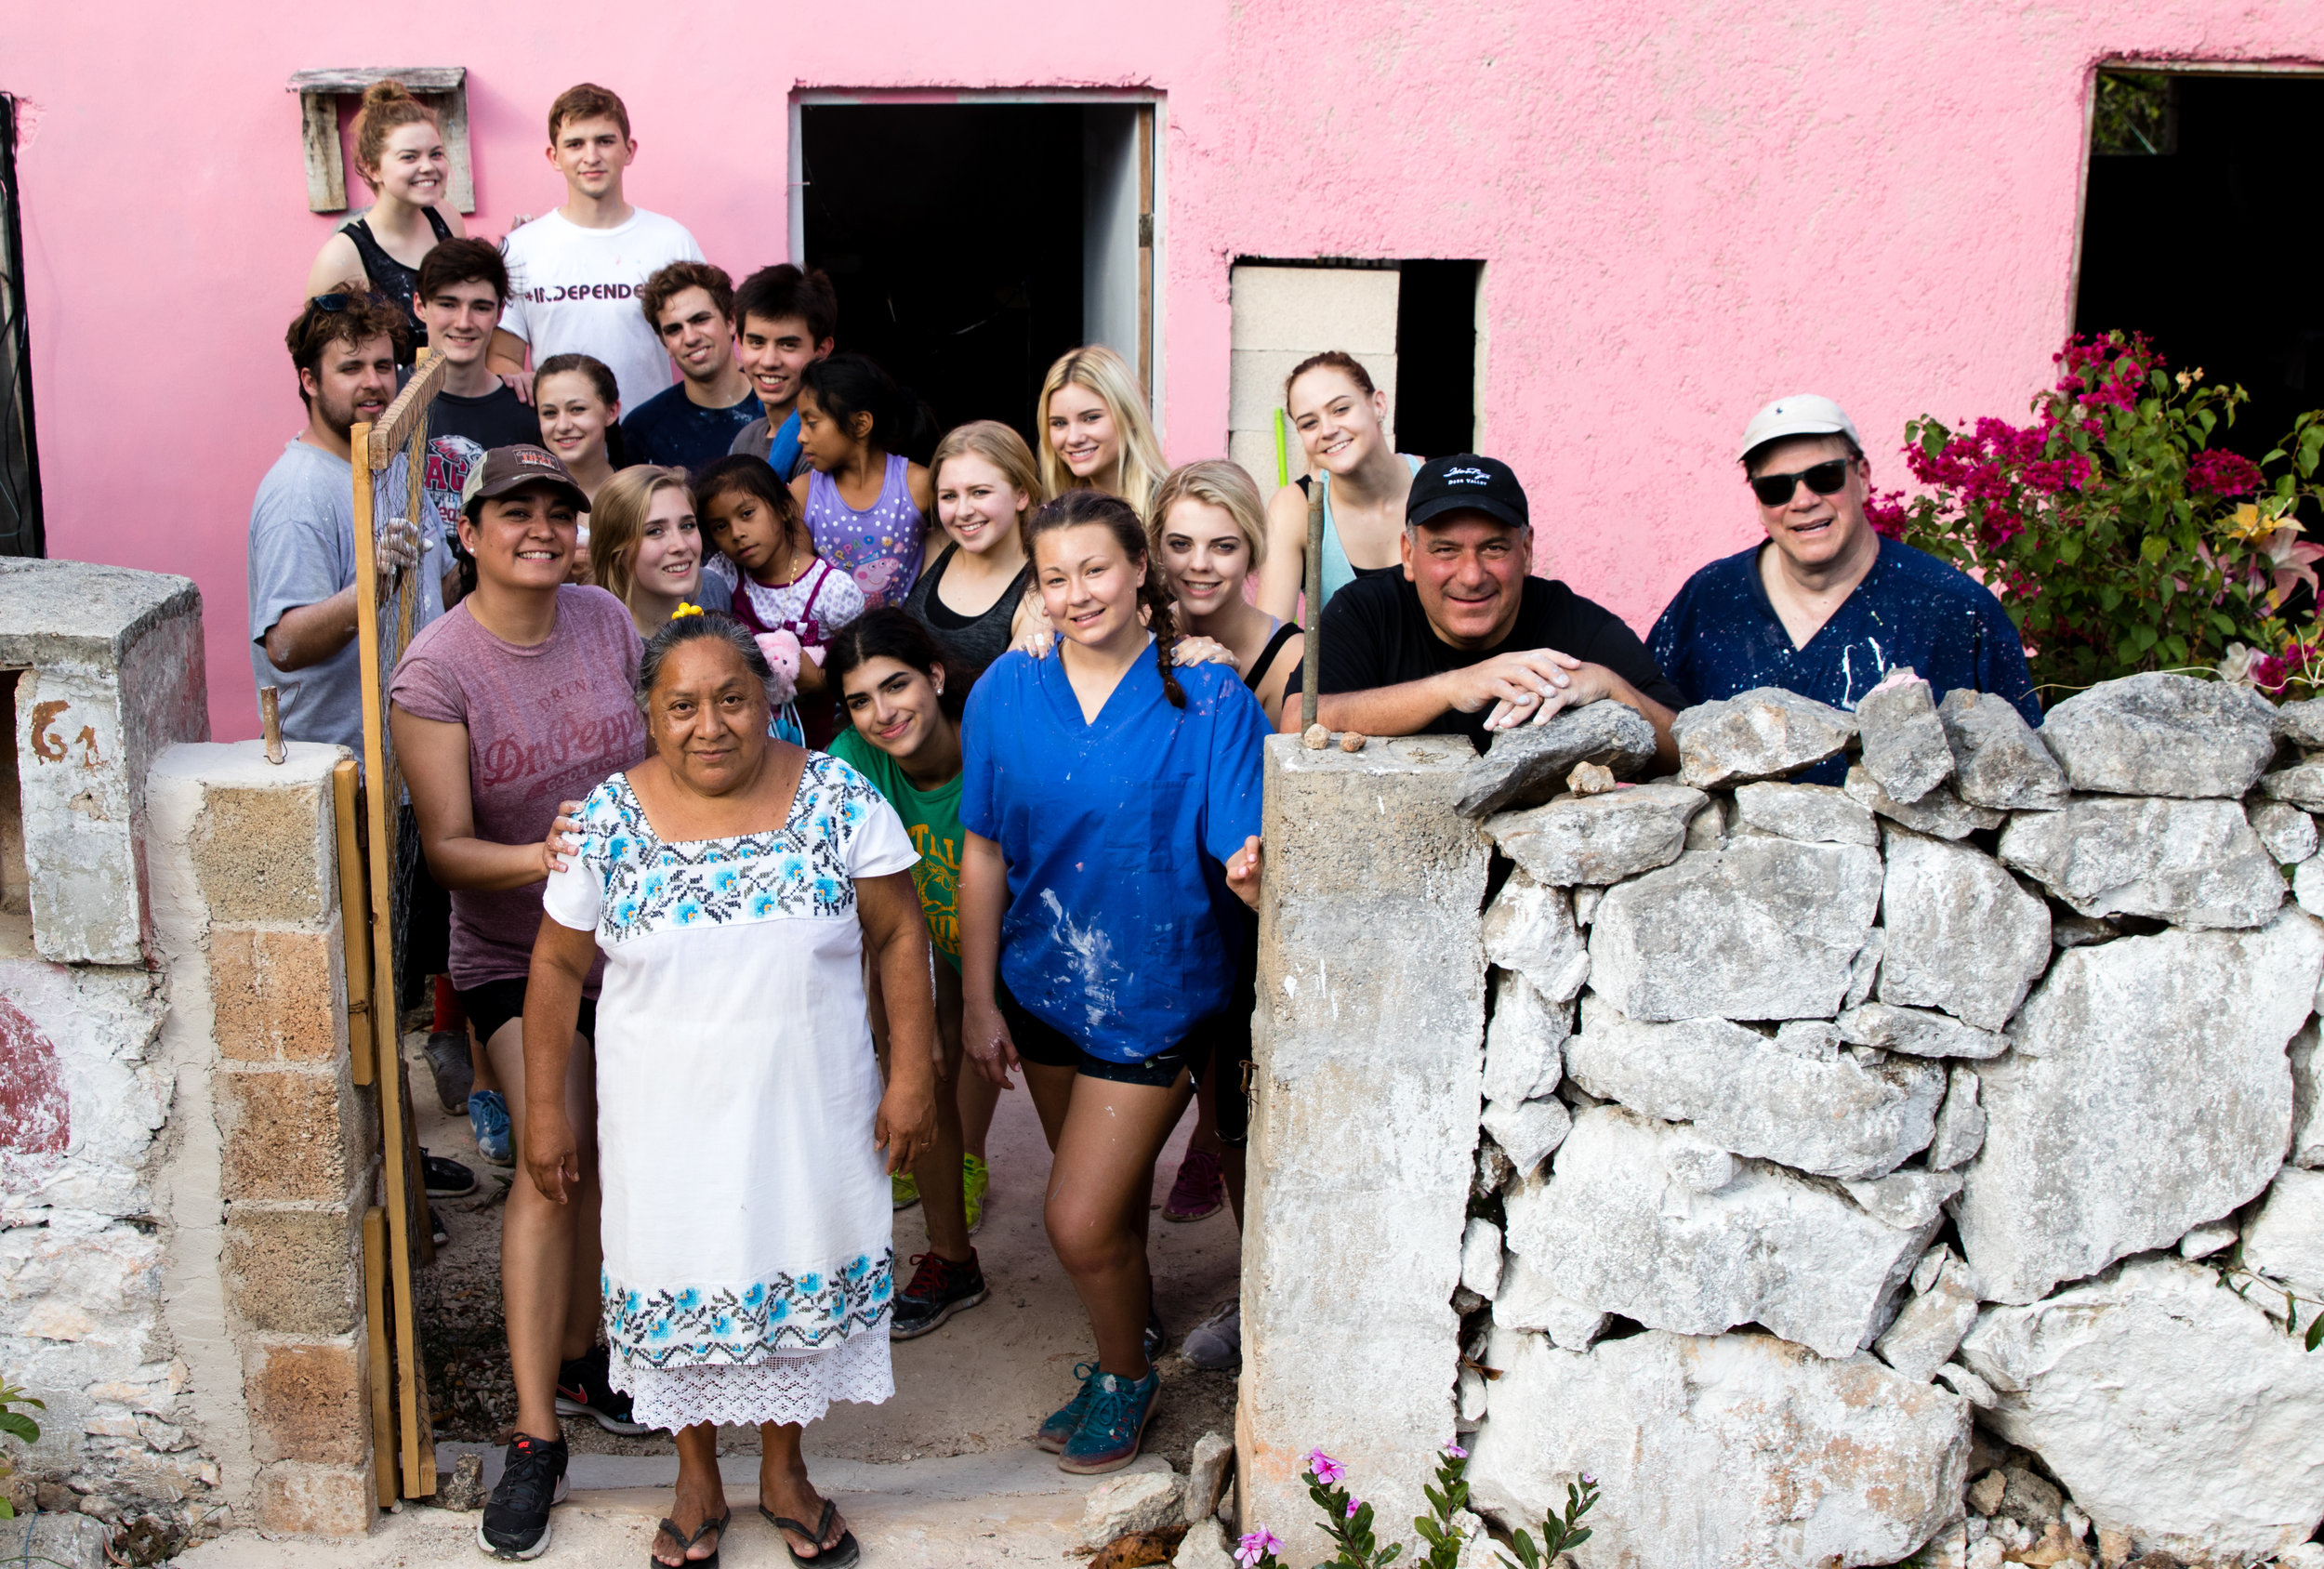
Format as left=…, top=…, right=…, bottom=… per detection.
left=5, top=2, right=2321, bottom=736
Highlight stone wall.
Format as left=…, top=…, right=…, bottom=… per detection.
left=1247, top=673, right=2324, bottom=1569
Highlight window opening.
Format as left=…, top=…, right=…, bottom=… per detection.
left=286, top=67, right=474, bottom=215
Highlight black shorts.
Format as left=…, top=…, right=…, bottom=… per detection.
left=997, top=977, right=1211, bottom=1090
left=457, top=977, right=597, bottom=1048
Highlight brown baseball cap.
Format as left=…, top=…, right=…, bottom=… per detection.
left=459, top=444, right=588, bottom=518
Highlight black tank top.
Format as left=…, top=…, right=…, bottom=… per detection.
left=340, top=207, right=455, bottom=362
left=1244, top=620, right=1300, bottom=693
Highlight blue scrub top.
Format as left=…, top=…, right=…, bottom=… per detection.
left=960, top=645, right=1269, bottom=1063
left=1648, top=538, right=2040, bottom=785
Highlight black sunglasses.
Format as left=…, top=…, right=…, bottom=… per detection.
left=1749, top=458, right=1853, bottom=508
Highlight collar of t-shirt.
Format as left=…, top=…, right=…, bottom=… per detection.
left=1744, top=537, right=1890, bottom=659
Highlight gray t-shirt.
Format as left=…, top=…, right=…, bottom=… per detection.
left=246, top=437, right=447, bottom=752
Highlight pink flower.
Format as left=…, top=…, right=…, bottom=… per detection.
left=1346, top=1497, right=1363, bottom=1519
left=2188, top=449, right=2264, bottom=497
left=1442, top=1442, right=1469, bottom=1459
left=1865, top=489, right=1911, bottom=542
left=1235, top=1528, right=1283, bottom=1567
left=1306, top=1450, right=1345, bottom=1485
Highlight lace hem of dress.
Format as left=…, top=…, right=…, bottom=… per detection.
left=609, top=1328, right=894, bottom=1431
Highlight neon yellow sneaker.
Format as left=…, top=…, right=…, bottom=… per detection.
left=963, top=1154, right=990, bottom=1234
left=891, top=1171, right=920, bottom=1211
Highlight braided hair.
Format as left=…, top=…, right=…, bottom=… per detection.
left=1025, top=488, right=1184, bottom=710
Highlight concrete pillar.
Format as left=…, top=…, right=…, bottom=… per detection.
left=1238, top=734, right=1488, bottom=1562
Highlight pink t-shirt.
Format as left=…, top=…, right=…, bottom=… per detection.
left=390, top=586, right=648, bottom=989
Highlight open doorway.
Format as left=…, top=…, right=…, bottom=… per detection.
left=2075, top=70, right=2324, bottom=462
left=796, top=99, right=1155, bottom=450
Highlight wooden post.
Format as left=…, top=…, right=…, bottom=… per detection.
left=257, top=688, right=286, bottom=764
left=332, top=759, right=374, bottom=1087
left=1300, top=479, right=1326, bottom=731
left=362, top=1208, right=396, bottom=1510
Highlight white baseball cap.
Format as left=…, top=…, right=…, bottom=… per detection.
left=1736, top=394, right=1863, bottom=462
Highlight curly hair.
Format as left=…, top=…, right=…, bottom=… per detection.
left=639, top=260, right=735, bottom=332
left=285, top=282, right=410, bottom=406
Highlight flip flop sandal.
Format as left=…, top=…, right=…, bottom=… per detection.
left=761, top=1498, right=861, bottom=1568
left=650, top=1508, right=730, bottom=1568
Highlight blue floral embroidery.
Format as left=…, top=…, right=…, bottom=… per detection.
left=604, top=1251, right=894, bottom=1366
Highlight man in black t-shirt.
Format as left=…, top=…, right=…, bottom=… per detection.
left=414, top=240, right=541, bottom=452
left=1297, top=455, right=1684, bottom=764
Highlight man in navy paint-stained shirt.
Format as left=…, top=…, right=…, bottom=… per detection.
left=1649, top=393, right=2040, bottom=784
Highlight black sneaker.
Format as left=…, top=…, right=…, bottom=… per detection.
left=555, top=1344, right=651, bottom=1435
left=425, top=1030, right=475, bottom=1114
left=476, top=1431, right=566, bottom=1560
left=889, top=1250, right=989, bottom=1340
left=424, top=1152, right=477, bottom=1197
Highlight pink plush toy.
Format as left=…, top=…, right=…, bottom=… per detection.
left=754, top=630, right=804, bottom=705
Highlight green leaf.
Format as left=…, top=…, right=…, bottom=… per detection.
left=0, top=1413, right=39, bottom=1444
left=2305, top=1313, right=2323, bottom=1352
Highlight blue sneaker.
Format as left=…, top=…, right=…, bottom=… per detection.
left=1034, top=1361, right=1098, bottom=1453
left=469, top=1088, right=513, bottom=1167
left=1058, top=1366, right=1160, bottom=1474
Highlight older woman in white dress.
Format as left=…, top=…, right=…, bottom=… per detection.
left=523, top=610, right=939, bottom=1568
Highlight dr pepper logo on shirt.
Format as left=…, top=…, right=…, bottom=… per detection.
left=516, top=283, right=638, bottom=303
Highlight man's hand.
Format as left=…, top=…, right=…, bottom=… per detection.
left=375, top=515, right=422, bottom=579
left=1479, top=653, right=1628, bottom=732
left=1435, top=649, right=1594, bottom=724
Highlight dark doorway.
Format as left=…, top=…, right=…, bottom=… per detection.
left=2076, top=72, right=2324, bottom=463
left=799, top=104, right=1089, bottom=451
left=0, top=95, right=42, bottom=558
left=1394, top=261, right=1481, bottom=459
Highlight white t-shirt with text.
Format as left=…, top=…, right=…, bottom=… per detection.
left=497, top=207, right=704, bottom=413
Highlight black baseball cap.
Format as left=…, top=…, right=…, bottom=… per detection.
left=460, top=444, right=588, bottom=519
left=1406, top=454, right=1529, bottom=532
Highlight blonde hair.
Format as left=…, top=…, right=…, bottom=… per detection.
left=930, top=421, right=1041, bottom=542
left=1150, top=460, right=1270, bottom=570
left=588, top=466, right=693, bottom=607
left=1036, top=345, right=1165, bottom=517
left=352, top=80, right=442, bottom=187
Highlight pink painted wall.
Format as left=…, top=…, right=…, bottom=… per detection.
left=7, top=3, right=2321, bottom=738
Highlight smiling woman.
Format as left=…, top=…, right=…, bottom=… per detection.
left=302, top=80, right=467, bottom=357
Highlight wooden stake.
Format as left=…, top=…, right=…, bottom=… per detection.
left=332, top=759, right=374, bottom=1087
left=362, top=1207, right=395, bottom=1511
left=257, top=688, right=286, bottom=764
left=1300, top=476, right=1326, bottom=732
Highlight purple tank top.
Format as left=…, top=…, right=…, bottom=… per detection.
left=803, top=453, right=925, bottom=610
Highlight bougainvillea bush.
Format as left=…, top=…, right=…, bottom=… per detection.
left=1869, top=330, right=2324, bottom=697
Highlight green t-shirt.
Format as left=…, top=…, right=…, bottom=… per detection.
left=829, top=729, right=964, bottom=969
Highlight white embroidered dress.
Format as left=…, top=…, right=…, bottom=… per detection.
left=541, top=753, right=918, bottom=1431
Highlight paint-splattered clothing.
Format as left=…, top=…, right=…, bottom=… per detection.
left=1649, top=539, right=2040, bottom=784
left=959, top=646, right=1268, bottom=1066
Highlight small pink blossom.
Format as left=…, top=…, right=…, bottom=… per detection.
left=1346, top=1496, right=1363, bottom=1519
left=1235, top=1528, right=1283, bottom=1567
left=1442, top=1442, right=1469, bottom=1459
left=1306, top=1449, right=1345, bottom=1485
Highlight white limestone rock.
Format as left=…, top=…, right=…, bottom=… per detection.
left=1934, top=1363, right=1999, bottom=1409
left=1938, top=688, right=2069, bottom=810
left=1468, top=1325, right=1969, bottom=1569
left=1876, top=1246, right=1984, bottom=1382
left=1183, top=1432, right=1235, bottom=1527
left=1731, top=780, right=1880, bottom=846
left=1454, top=699, right=1661, bottom=817
left=1080, top=1470, right=1187, bottom=1549
left=2299, top=852, right=2324, bottom=919
left=1997, top=795, right=2286, bottom=930
left=1928, top=1067, right=1987, bottom=1171
left=2261, top=758, right=2324, bottom=813
left=1587, top=837, right=1882, bottom=1022
left=1564, top=997, right=1943, bottom=1180
left=1482, top=969, right=1568, bottom=1105
left=1481, top=1095, right=1571, bottom=1179
left=1843, top=1167, right=1964, bottom=1231
left=1684, top=797, right=1727, bottom=851
left=1485, top=783, right=1708, bottom=887
left=1673, top=686, right=1859, bottom=789
left=1845, top=766, right=2006, bottom=839
left=2180, top=1221, right=2238, bottom=1260
left=1958, top=1257, right=2324, bottom=1564
left=1858, top=670, right=1957, bottom=804
left=1837, top=1001, right=2009, bottom=1060
left=1173, top=1518, right=1237, bottom=1569
left=1955, top=911, right=2324, bottom=1304
left=1481, top=872, right=1589, bottom=1005
left=2038, top=671, right=2278, bottom=798
left=2242, top=1167, right=2324, bottom=1298
left=2291, top=1022, right=2324, bottom=1169
left=1504, top=1106, right=1937, bottom=1357
left=1661, top=1131, right=1736, bottom=1194
left=1571, top=885, right=1602, bottom=927
left=2251, top=799, right=2319, bottom=865
left=2278, top=698, right=2324, bottom=750
left=1879, top=829, right=2053, bottom=1030
left=1460, top=1218, right=1505, bottom=1300
left=1494, top=1253, right=1610, bottom=1349
left=1843, top=928, right=1884, bottom=1009
left=2050, top=914, right=2119, bottom=948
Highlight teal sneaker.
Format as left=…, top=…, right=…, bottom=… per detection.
left=1058, top=1366, right=1160, bottom=1474
left=1034, top=1361, right=1098, bottom=1453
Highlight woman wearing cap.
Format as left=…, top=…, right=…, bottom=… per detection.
left=1254, top=350, right=1422, bottom=620
left=390, top=444, right=651, bottom=1561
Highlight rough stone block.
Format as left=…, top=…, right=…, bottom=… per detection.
left=1857, top=670, right=1956, bottom=804
left=1587, top=837, right=1882, bottom=1022
left=1454, top=701, right=1659, bottom=817
left=2277, top=698, right=2324, bottom=749
left=1843, top=767, right=2004, bottom=838
left=208, top=926, right=347, bottom=1064
left=221, top=1209, right=360, bottom=1337
left=2293, top=1022, right=2324, bottom=1170
left=1460, top=1219, right=1503, bottom=1300
left=217, top=1068, right=364, bottom=1204
left=1504, top=1106, right=1935, bottom=1357
left=1928, top=1067, right=1987, bottom=1171
left=1956, top=911, right=2324, bottom=1304
left=1836, top=1001, right=2007, bottom=1060
left=1673, top=687, right=1857, bottom=788
left=1730, top=781, right=1878, bottom=845
left=1935, top=688, right=2067, bottom=811
left=2260, top=758, right=2324, bottom=813
left=1185, top=1431, right=1234, bottom=1526
left=256, top=1458, right=375, bottom=1535
left=1481, top=969, right=1566, bottom=1105
left=1959, top=1257, right=2324, bottom=1564
left=245, top=1338, right=369, bottom=1465
left=2242, top=1167, right=2324, bottom=1298
left=1842, top=1167, right=1962, bottom=1230
left=1875, top=1246, right=1983, bottom=1381
left=188, top=775, right=337, bottom=930
left=1484, top=783, right=1704, bottom=886
left=1079, top=1470, right=1185, bottom=1549
left=1481, top=873, right=1588, bottom=1005
left=1480, top=1095, right=1570, bottom=1178
left=1998, top=795, right=2285, bottom=930
left=1564, top=996, right=1942, bottom=1180
left=1878, top=829, right=2052, bottom=1029
left=2250, top=799, right=2318, bottom=865
left=2038, top=672, right=2277, bottom=798
left=1468, top=1325, right=1969, bottom=1569
left=1494, top=1254, right=1608, bottom=1348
